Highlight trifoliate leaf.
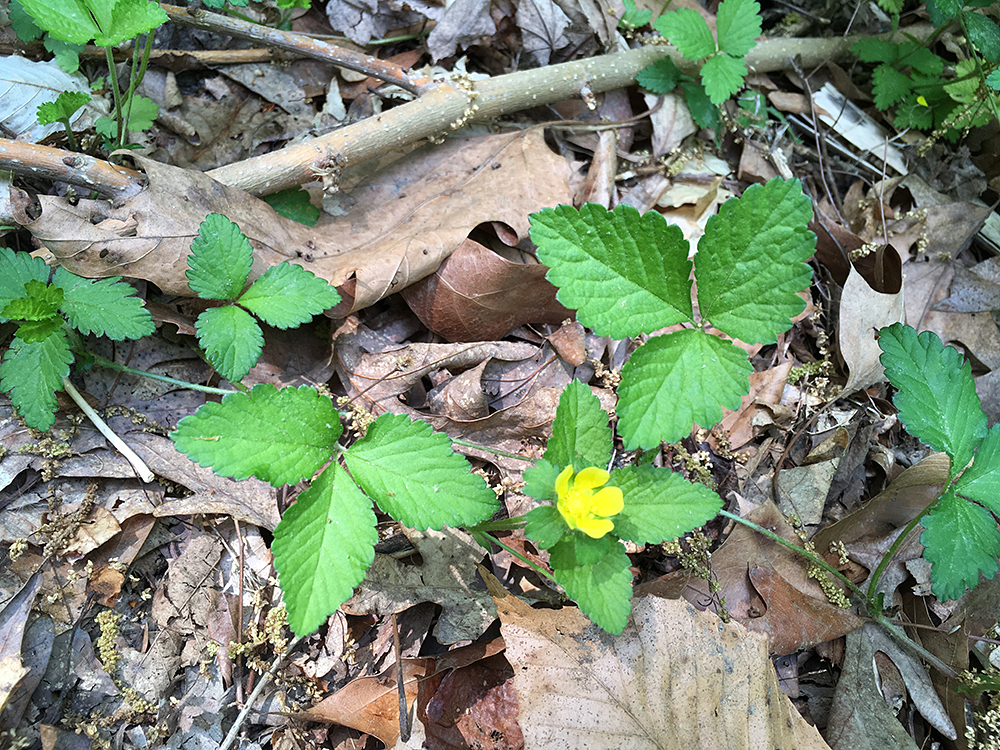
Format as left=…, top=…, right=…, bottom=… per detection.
left=171, top=384, right=342, bottom=487
left=680, top=81, right=719, bottom=129
left=37, top=90, right=90, bottom=125
left=52, top=267, right=153, bottom=340
left=92, top=0, right=168, bottom=47
left=124, top=94, right=159, bottom=132
left=956, top=424, right=1000, bottom=515
left=700, top=53, right=748, bottom=105
left=636, top=58, right=682, bottom=93
left=264, top=187, right=321, bottom=227
left=187, top=213, right=253, bottom=300
left=0, top=248, right=50, bottom=321
left=551, top=540, right=633, bottom=634
left=872, top=64, right=913, bottom=110
left=545, top=380, right=612, bottom=471
left=16, top=317, right=65, bottom=344
left=272, top=462, right=378, bottom=637
left=523, top=459, right=561, bottom=503
left=3, top=280, right=62, bottom=320
left=696, top=177, right=815, bottom=343
left=524, top=504, right=568, bottom=549
left=530, top=203, right=693, bottom=339
left=879, top=323, right=987, bottom=474
left=966, top=12, right=1000, bottom=63
left=549, top=533, right=613, bottom=568
left=850, top=37, right=899, bottom=64
left=195, top=306, right=263, bottom=383
left=343, top=413, right=499, bottom=529
left=238, top=262, right=341, bottom=328
left=15, top=0, right=98, bottom=44
left=610, top=465, right=722, bottom=543
left=654, top=8, right=716, bottom=60
left=0, top=332, right=73, bottom=431
left=715, top=0, right=760, bottom=57
left=9, top=0, right=43, bottom=42
left=921, top=488, right=1000, bottom=602
left=617, top=329, right=751, bottom=450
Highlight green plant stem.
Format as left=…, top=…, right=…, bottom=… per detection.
left=470, top=529, right=557, bottom=584
left=450, top=437, right=533, bottom=461
left=90, top=353, right=237, bottom=396
left=59, top=118, right=78, bottom=152
left=104, top=45, right=126, bottom=149
left=467, top=517, right=528, bottom=533
left=865, top=500, right=939, bottom=603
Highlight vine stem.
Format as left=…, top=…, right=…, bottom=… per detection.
left=61, top=377, right=155, bottom=483
left=468, top=528, right=557, bottom=584
left=90, top=353, right=237, bottom=395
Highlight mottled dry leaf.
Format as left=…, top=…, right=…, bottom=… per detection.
left=840, top=262, right=905, bottom=395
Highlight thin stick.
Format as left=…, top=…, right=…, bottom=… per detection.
left=61, top=377, right=155, bottom=482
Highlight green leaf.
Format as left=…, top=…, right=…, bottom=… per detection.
left=680, top=81, right=719, bottom=129
left=875, top=0, right=903, bottom=13
left=171, top=384, right=342, bottom=487
left=187, top=213, right=254, bottom=301
left=617, top=329, right=751, bottom=450
left=0, top=248, right=51, bottom=322
left=927, top=0, right=961, bottom=24
left=239, top=263, right=341, bottom=329
left=0, top=332, right=73, bottom=431
left=264, top=187, right=321, bottom=227
left=124, top=94, right=158, bottom=131
left=894, top=96, right=934, bottom=131
left=94, top=116, right=116, bottom=140
left=551, top=540, right=633, bottom=634
left=696, top=177, right=815, bottom=343
left=10, top=0, right=44, bottom=42
left=3, top=279, right=63, bottom=320
left=16, top=317, right=65, bottom=344
left=343, top=413, right=499, bottom=529
left=195, top=305, right=264, bottom=383
left=904, top=47, right=944, bottom=77
left=544, top=380, right=612, bottom=471
left=530, top=203, right=693, bottom=339
left=700, top=53, right=748, bottom=105
left=37, top=90, right=90, bottom=125
left=850, top=38, right=900, bottom=64
left=522, top=459, right=561, bottom=504
left=636, top=58, right=682, bottom=94
left=988, top=69, right=1000, bottom=91
left=524, top=504, right=568, bottom=549
left=550, top=533, right=613, bottom=568
left=654, top=8, right=717, bottom=60
left=921, top=488, right=1000, bottom=602
left=92, top=0, right=168, bottom=47
left=52, top=267, right=153, bottom=340
left=610, top=465, right=722, bottom=543
left=956, top=424, right=1000, bottom=515
left=878, top=323, right=987, bottom=474
left=45, top=37, right=82, bottom=74
left=872, top=64, right=913, bottom=109
left=715, top=0, right=760, bottom=57
left=16, top=0, right=98, bottom=44
left=618, top=0, right=652, bottom=29
left=272, top=462, right=378, bottom=637
left=966, top=12, right=1000, bottom=63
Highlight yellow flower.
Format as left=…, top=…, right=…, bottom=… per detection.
left=555, top=465, right=624, bottom=539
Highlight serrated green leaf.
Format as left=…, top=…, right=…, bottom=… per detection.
left=551, top=540, right=633, bottom=634
left=531, top=203, right=693, bottom=339
left=10, top=0, right=44, bottom=42
left=522, top=459, right=561, bottom=503
left=715, top=0, right=760, bottom=57
left=610, top=465, right=722, bottom=543
left=239, top=262, right=340, bottom=328
left=618, top=0, right=652, bottom=29
left=37, top=90, right=90, bottom=125
left=171, top=384, right=342, bottom=486
left=92, top=0, right=167, bottom=46
left=187, top=213, right=254, bottom=300
left=550, top=533, right=613, bottom=567
left=636, top=58, right=682, bottom=94
left=524, top=504, right=568, bottom=549
left=45, top=37, right=82, bottom=74
left=966, top=12, right=1000, bottom=63
left=876, top=0, right=903, bottom=13
left=264, top=187, right=321, bottom=227
left=988, top=69, right=1000, bottom=91
left=872, top=64, right=913, bottom=109
left=655, top=8, right=716, bottom=60
left=195, top=305, right=264, bottom=383
left=850, top=38, right=900, bottom=64
left=956, top=424, right=1000, bottom=515
left=696, top=178, right=814, bottom=342
left=0, top=332, right=73, bottom=431
left=879, top=323, right=986, bottom=473
left=904, top=47, right=944, bottom=77
left=0, top=248, right=51, bottom=322
left=927, top=0, right=961, bottom=24
left=272, top=462, right=378, bottom=637
left=701, top=53, right=747, bottom=105
left=894, top=96, right=934, bottom=131
left=343, top=413, right=499, bottom=529
left=544, top=380, right=612, bottom=471
left=3, top=280, right=62, bottom=320
left=124, top=94, right=158, bottom=132
left=680, top=81, right=719, bottom=129
left=51, top=267, right=153, bottom=340
left=16, top=317, right=65, bottom=344
left=617, top=329, right=751, bottom=450
left=921, top=488, right=1000, bottom=602
left=16, top=0, right=98, bottom=44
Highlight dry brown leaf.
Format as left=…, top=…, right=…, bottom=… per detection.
left=840, top=261, right=905, bottom=395
left=25, top=131, right=571, bottom=315
left=400, top=238, right=571, bottom=342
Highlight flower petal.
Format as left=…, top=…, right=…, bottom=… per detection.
left=574, top=467, right=610, bottom=491
left=555, top=465, right=574, bottom=498
left=578, top=517, right=615, bottom=539
left=591, top=486, right=624, bottom=517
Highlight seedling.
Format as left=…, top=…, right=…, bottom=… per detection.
left=36, top=91, right=91, bottom=151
